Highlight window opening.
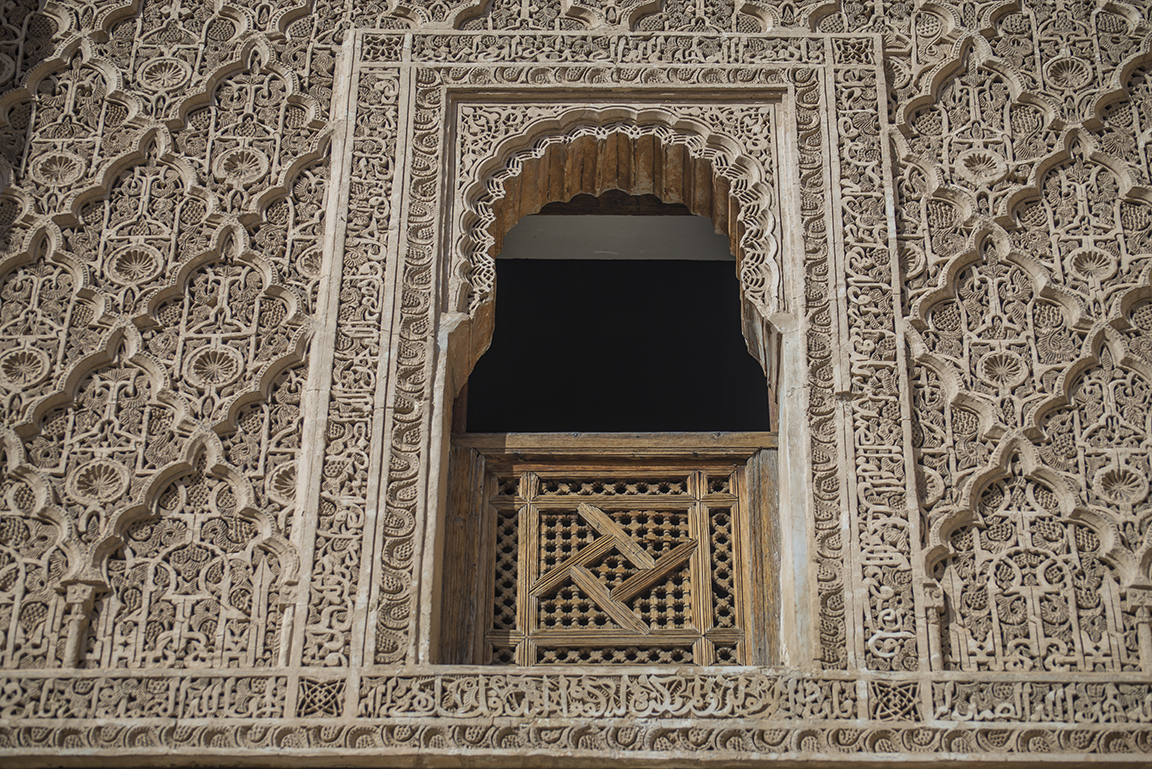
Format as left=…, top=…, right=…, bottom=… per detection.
left=440, top=188, right=779, bottom=668
left=464, top=258, right=773, bottom=432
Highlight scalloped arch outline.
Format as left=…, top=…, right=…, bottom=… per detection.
left=453, top=105, right=782, bottom=320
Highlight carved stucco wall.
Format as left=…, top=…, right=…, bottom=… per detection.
left=0, top=0, right=1151, bottom=765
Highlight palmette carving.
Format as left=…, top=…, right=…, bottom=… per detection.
left=172, top=45, right=326, bottom=213
left=986, top=1, right=1150, bottom=125
left=8, top=45, right=133, bottom=207
left=60, top=132, right=213, bottom=317
left=1010, top=137, right=1152, bottom=319
left=22, top=326, right=190, bottom=548
left=1040, top=338, right=1152, bottom=551
left=142, top=244, right=303, bottom=424
left=458, top=0, right=588, bottom=30
left=0, top=0, right=56, bottom=95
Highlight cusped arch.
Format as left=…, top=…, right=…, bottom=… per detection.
left=136, top=221, right=315, bottom=430
left=10, top=323, right=197, bottom=560
left=0, top=229, right=110, bottom=422
left=908, top=231, right=1091, bottom=444
left=926, top=439, right=1143, bottom=672
left=926, top=437, right=1087, bottom=560
left=1035, top=327, right=1152, bottom=530
left=96, top=430, right=296, bottom=577
left=895, top=34, right=1063, bottom=241
left=84, top=430, right=297, bottom=668
left=451, top=108, right=783, bottom=390
left=897, top=35, right=1039, bottom=136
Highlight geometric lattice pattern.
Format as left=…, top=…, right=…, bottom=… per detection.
left=487, top=469, right=747, bottom=665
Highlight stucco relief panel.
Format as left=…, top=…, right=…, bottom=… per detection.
left=328, top=31, right=900, bottom=677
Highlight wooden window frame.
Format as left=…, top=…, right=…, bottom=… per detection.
left=440, top=432, right=779, bottom=666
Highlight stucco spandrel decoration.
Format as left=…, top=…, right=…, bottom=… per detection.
left=894, top=0, right=1152, bottom=683
left=0, top=0, right=332, bottom=680
left=0, top=0, right=1151, bottom=761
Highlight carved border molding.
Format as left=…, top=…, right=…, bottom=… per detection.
left=2, top=670, right=1152, bottom=759
left=334, top=30, right=888, bottom=675
left=5, top=668, right=1152, bottom=722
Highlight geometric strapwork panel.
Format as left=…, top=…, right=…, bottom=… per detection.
left=487, top=468, right=749, bottom=666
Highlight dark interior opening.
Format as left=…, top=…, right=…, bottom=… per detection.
left=537, top=190, right=693, bottom=216
left=463, top=258, right=772, bottom=433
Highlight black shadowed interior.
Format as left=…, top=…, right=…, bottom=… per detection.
left=464, top=258, right=772, bottom=433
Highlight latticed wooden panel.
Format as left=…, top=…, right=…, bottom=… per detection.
left=484, top=468, right=750, bottom=666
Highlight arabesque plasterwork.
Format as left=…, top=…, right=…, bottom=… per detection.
left=1, top=0, right=1152, bottom=765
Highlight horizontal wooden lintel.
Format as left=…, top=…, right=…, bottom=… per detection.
left=453, top=431, right=777, bottom=458
left=529, top=630, right=703, bottom=645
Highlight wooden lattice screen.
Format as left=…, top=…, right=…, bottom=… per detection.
left=441, top=433, right=777, bottom=666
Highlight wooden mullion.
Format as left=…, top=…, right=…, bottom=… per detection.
left=730, top=464, right=750, bottom=664
left=475, top=465, right=497, bottom=664
left=440, top=446, right=487, bottom=664
left=695, top=638, right=715, bottom=666
left=521, top=470, right=539, bottom=501
left=689, top=471, right=716, bottom=665
left=519, top=638, right=536, bottom=666
left=741, top=451, right=777, bottom=665
left=517, top=479, right=539, bottom=667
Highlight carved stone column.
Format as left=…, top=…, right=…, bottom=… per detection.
left=60, top=582, right=99, bottom=668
